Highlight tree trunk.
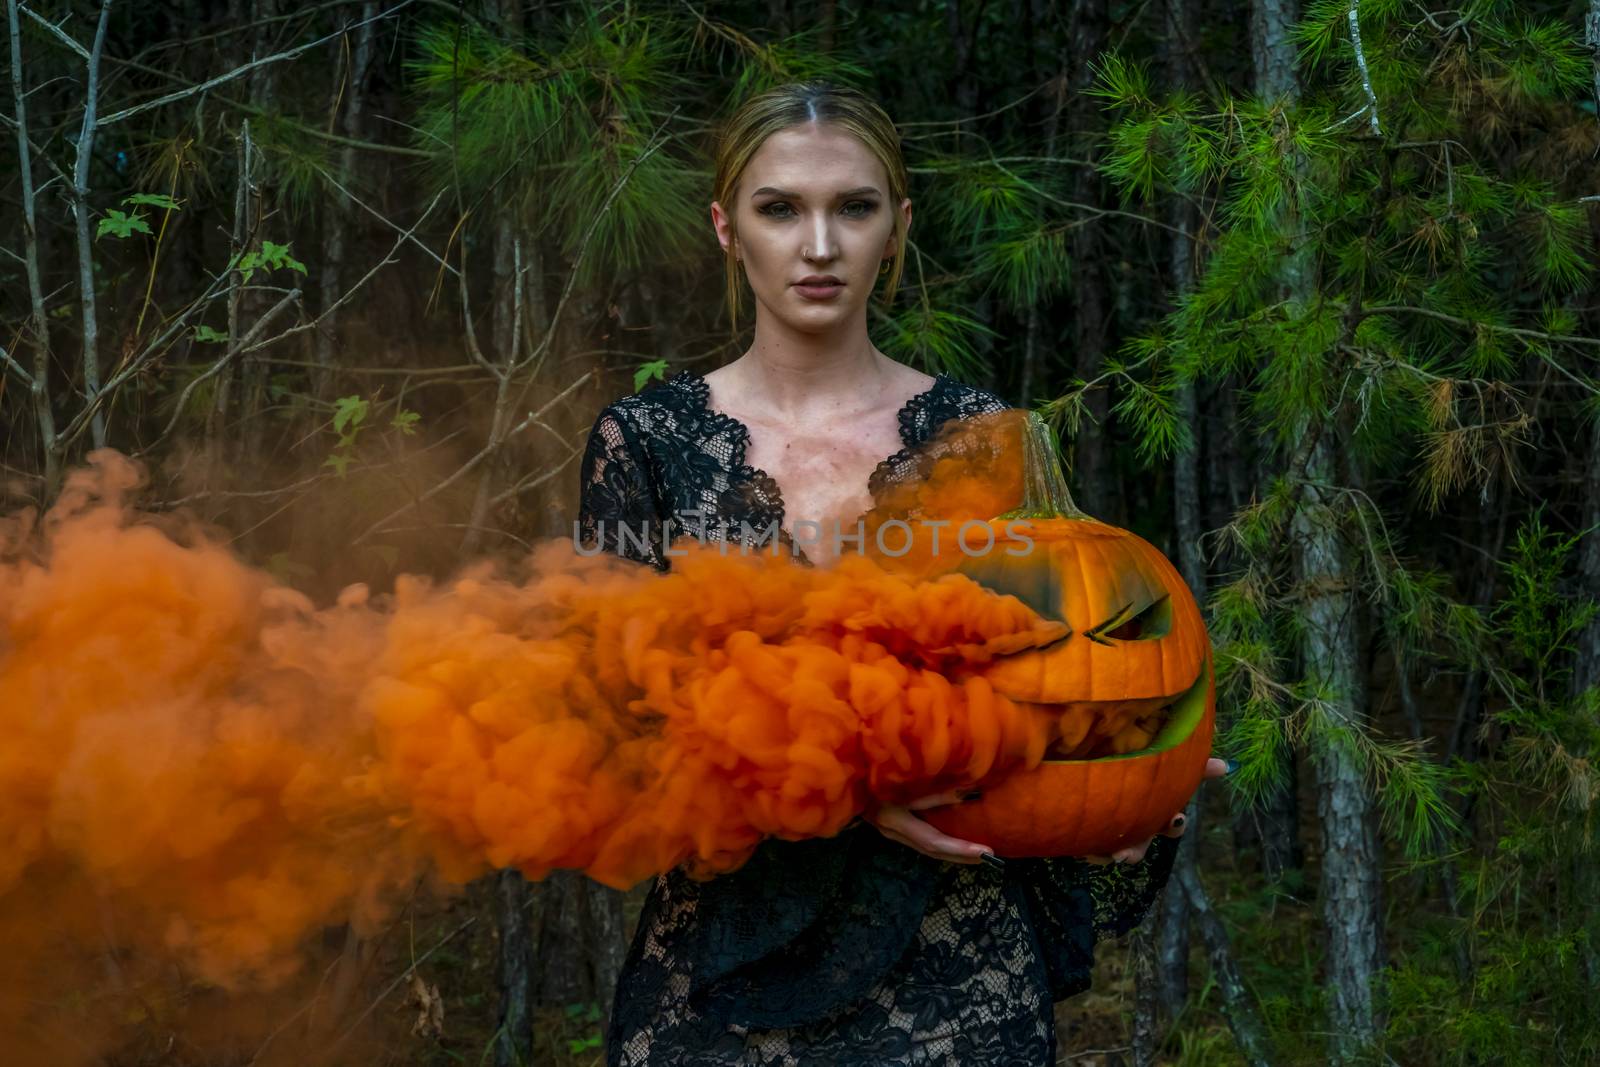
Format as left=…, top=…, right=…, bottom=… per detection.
left=237, top=0, right=282, bottom=468
left=944, top=0, right=979, bottom=116
left=1018, top=0, right=1063, bottom=410
left=70, top=0, right=115, bottom=452
left=1242, top=0, right=1306, bottom=893
left=1252, top=1, right=1380, bottom=1057
left=494, top=869, right=534, bottom=1066
left=1298, top=433, right=1382, bottom=1060
left=1061, top=0, right=1118, bottom=520
left=7, top=0, right=60, bottom=490
left=1250, top=0, right=1298, bottom=103
left=767, top=0, right=790, bottom=39
left=1153, top=0, right=1201, bottom=1024
left=315, top=0, right=379, bottom=398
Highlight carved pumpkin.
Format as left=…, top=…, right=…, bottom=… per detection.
left=916, top=412, right=1216, bottom=858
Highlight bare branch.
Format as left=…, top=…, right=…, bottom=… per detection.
left=68, top=0, right=113, bottom=450
left=489, top=436, right=584, bottom=507
left=1587, top=0, right=1600, bottom=119
left=1346, top=0, right=1382, bottom=137
left=252, top=191, right=447, bottom=352
left=8, top=0, right=59, bottom=484
left=984, top=156, right=1190, bottom=239
left=94, top=0, right=419, bottom=128
left=354, top=371, right=595, bottom=545
left=74, top=272, right=236, bottom=429
left=0, top=342, right=34, bottom=387
left=1357, top=303, right=1600, bottom=350
left=17, top=3, right=90, bottom=60
left=314, top=171, right=456, bottom=279
left=149, top=289, right=303, bottom=449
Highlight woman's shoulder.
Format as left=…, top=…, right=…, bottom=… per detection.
left=589, top=369, right=708, bottom=439
left=901, top=372, right=1013, bottom=445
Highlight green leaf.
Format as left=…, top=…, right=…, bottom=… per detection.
left=634, top=359, right=668, bottom=392
left=96, top=209, right=151, bottom=239
left=123, top=192, right=182, bottom=211
left=193, top=325, right=228, bottom=344
left=259, top=239, right=308, bottom=275
left=235, top=241, right=309, bottom=282
left=322, top=452, right=354, bottom=477
left=390, top=409, right=421, bottom=435
left=332, top=395, right=369, bottom=436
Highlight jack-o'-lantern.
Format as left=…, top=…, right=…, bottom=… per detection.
left=917, top=411, right=1215, bottom=858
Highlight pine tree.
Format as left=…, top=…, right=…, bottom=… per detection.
left=1090, top=0, right=1595, bottom=1059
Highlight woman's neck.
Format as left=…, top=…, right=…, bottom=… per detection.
left=725, top=315, right=893, bottom=423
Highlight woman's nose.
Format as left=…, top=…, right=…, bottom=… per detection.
left=804, top=213, right=837, bottom=261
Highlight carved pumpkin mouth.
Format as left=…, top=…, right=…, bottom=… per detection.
left=1038, top=656, right=1212, bottom=764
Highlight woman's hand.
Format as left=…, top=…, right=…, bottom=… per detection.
left=1083, top=756, right=1230, bottom=866
left=865, top=791, right=996, bottom=866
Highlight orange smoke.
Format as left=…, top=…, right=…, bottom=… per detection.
left=0, top=431, right=1065, bottom=1009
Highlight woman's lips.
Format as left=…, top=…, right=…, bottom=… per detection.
left=794, top=281, right=845, bottom=300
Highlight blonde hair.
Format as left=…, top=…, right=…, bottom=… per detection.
left=712, top=81, right=910, bottom=326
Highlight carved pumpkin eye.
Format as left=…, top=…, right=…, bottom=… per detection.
left=1089, top=595, right=1172, bottom=644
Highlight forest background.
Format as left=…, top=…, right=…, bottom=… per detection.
left=3, top=0, right=1599, bottom=1064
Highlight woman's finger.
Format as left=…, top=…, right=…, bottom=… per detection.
left=1203, top=757, right=1228, bottom=780
left=1112, top=838, right=1152, bottom=864
left=906, top=791, right=966, bottom=812
left=872, top=806, right=988, bottom=863
left=1160, top=812, right=1190, bottom=839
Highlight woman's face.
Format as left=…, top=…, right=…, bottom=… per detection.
left=711, top=122, right=911, bottom=334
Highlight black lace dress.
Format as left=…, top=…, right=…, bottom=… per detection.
left=577, top=369, right=1180, bottom=1066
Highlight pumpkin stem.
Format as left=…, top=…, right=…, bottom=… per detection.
left=999, top=411, right=1091, bottom=521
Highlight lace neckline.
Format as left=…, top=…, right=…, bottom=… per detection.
left=665, top=368, right=951, bottom=562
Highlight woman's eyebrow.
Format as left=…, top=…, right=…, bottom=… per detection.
left=750, top=186, right=882, bottom=199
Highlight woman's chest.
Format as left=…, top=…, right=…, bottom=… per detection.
left=741, top=418, right=907, bottom=533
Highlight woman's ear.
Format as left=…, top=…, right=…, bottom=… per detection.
left=710, top=201, right=736, bottom=257
left=883, top=197, right=912, bottom=258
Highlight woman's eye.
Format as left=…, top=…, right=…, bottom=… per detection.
left=758, top=201, right=875, bottom=219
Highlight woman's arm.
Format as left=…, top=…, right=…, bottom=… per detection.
left=577, top=407, right=667, bottom=571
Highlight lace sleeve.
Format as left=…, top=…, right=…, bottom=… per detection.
left=578, top=407, right=668, bottom=571
left=1014, top=834, right=1181, bottom=1000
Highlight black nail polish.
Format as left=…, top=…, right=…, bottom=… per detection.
left=1171, top=814, right=1186, bottom=830
left=960, top=790, right=983, bottom=801
left=1224, top=758, right=1240, bottom=776
left=979, top=852, right=1005, bottom=870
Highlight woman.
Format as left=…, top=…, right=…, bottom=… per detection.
left=579, top=81, right=1215, bottom=1066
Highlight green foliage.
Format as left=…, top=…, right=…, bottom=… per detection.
left=633, top=359, right=668, bottom=392
left=406, top=6, right=706, bottom=288
left=96, top=209, right=152, bottom=240
left=233, top=240, right=308, bottom=283
left=1088, top=1, right=1597, bottom=919
left=96, top=193, right=182, bottom=239
left=972, top=221, right=1072, bottom=314
left=561, top=1001, right=603, bottom=1055
left=251, top=113, right=341, bottom=221
left=323, top=394, right=422, bottom=477
left=876, top=302, right=996, bottom=380
left=1378, top=514, right=1600, bottom=1063
left=123, top=192, right=181, bottom=211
